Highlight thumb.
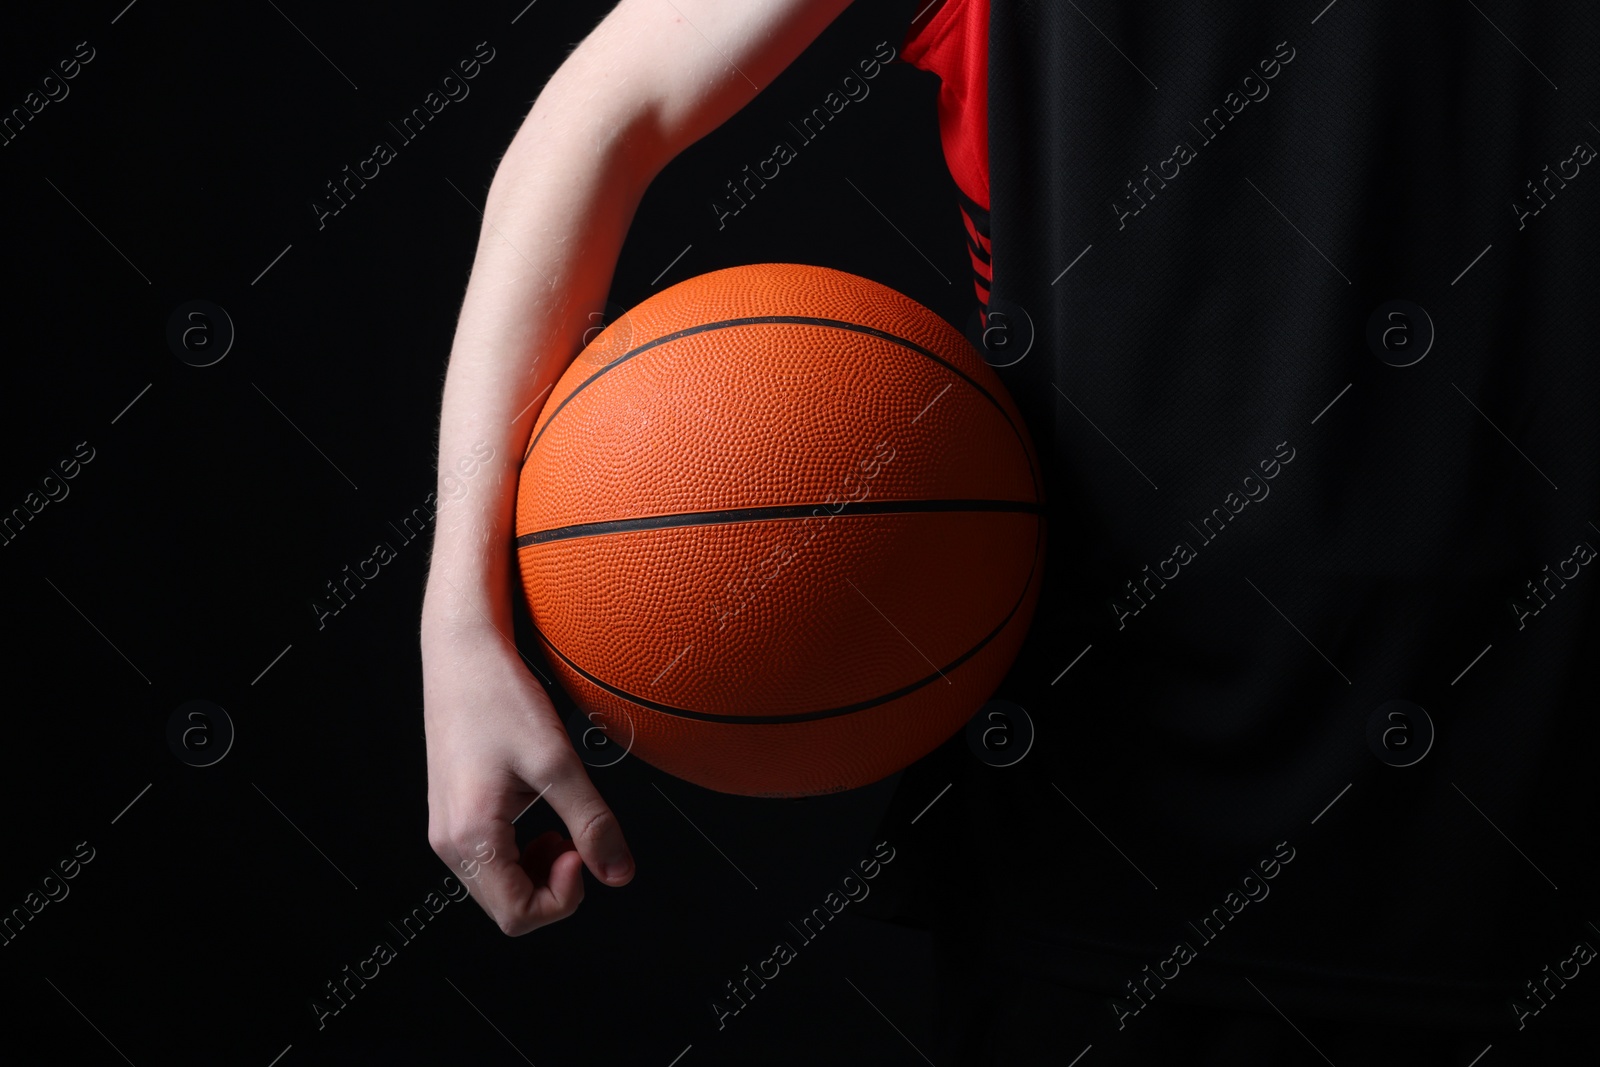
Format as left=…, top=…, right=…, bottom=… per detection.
left=527, top=747, right=635, bottom=887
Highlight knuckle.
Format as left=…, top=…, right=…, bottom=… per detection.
left=552, top=893, right=582, bottom=925
left=445, top=821, right=477, bottom=852
left=444, top=808, right=496, bottom=854
left=573, top=804, right=617, bottom=845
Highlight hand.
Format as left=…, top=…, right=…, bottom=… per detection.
left=423, top=621, right=635, bottom=935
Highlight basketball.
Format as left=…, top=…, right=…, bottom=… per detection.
left=514, top=263, right=1044, bottom=797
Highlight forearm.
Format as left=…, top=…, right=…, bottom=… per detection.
left=421, top=0, right=854, bottom=646
left=422, top=69, right=658, bottom=642
left=418, top=0, right=862, bottom=933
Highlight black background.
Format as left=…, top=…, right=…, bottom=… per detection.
left=0, top=2, right=960, bottom=1064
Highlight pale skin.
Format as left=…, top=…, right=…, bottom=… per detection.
left=423, top=0, right=857, bottom=935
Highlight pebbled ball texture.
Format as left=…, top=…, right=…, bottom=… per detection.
left=515, top=262, right=1044, bottom=797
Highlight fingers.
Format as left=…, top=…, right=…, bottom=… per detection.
left=521, top=828, right=578, bottom=872
left=431, top=804, right=584, bottom=936
left=424, top=694, right=634, bottom=935
left=522, top=747, right=636, bottom=888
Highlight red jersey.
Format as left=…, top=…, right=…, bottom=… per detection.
left=901, top=0, right=992, bottom=309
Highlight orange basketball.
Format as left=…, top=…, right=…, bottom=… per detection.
left=514, top=263, right=1044, bottom=797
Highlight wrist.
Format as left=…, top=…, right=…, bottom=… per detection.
left=421, top=572, right=514, bottom=648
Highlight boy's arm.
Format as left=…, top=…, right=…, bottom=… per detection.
left=423, top=0, right=855, bottom=935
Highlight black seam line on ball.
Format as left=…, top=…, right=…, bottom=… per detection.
left=529, top=512, right=1044, bottom=725
left=521, top=316, right=1037, bottom=495
left=514, top=498, right=1043, bottom=548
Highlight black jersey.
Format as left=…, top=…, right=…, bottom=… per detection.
left=871, top=0, right=1600, bottom=1034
